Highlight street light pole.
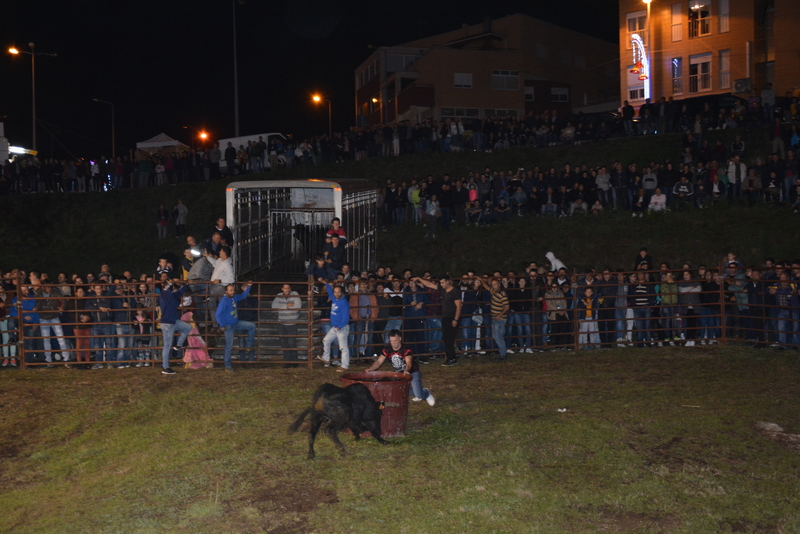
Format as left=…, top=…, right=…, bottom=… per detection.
left=232, top=0, right=245, bottom=137
left=30, top=43, right=35, bottom=151
left=92, top=98, right=116, bottom=159
left=326, top=99, right=332, bottom=139
left=312, top=94, right=332, bottom=138
left=8, top=42, right=57, bottom=152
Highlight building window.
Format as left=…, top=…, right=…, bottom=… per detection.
left=671, top=57, right=683, bottom=95
left=550, top=87, right=569, bottom=103
left=718, top=0, right=729, bottom=33
left=689, top=53, right=712, bottom=93
left=628, top=84, right=645, bottom=101
left=671, top=3, right=683, bottom=41
left=525, top=86, right=534, bottom=101
left=626, top=10, right=647, bottom=49
left=491, top=70, right=520, bottom=91
left=454, top=73, right=473, bottom=89
left=359, top=60, right=378, bottom=88
left=719, top=49, right=730, bottom=89
left=537, top=43, right=548, bottom=59
left=385, top=53, right=420, bottom=73
left=689, top=1, right=711, bottom=38
left=485, top=109, right=519, bottom=118
left=441, top=108, right=479, bottom=118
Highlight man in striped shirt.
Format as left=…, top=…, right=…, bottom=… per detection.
left=479, top=276, right=510, bottom=362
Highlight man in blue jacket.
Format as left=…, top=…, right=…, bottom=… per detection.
left=215, top=281, right=255, bottom=372
left=159, top=280, right=191, bottom=375
left=320, top=282, right=351, bottom=372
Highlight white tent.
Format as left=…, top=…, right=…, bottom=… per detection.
left=135, top=133, right=189, bottom=153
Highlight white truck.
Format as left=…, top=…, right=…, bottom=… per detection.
left=217, top=132, right=285, bottom=175
left=0, top=123, right=37, bottom=163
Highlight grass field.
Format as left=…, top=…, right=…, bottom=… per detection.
left=1, top=346, right=799, bottom=533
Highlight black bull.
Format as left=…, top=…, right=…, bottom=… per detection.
left=289, top=383, right=388, bottom=459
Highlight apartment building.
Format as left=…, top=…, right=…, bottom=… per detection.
left=354, top=13, right=619, bottom=127
left=619, top=0, right=800, bottom=106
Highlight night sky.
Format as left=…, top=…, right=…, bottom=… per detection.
left=0, top=0, right=618, bottom=159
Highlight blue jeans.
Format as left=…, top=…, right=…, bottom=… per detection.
left=320, top=321, right=339, bottom=358
left=323, top=324, right=350, bottom=369
left=223, top=321, right=256, bottom=369
left=23, top=325, right=41, bottom=364
left=160, top=320, right=192, bottom=369
left=632, top=307, right=651, bottom=343
left=40, top=317, right=70, bottom=363
left=352, top=320, right=373, bottom=356
left=700, top=307, right=720, bottom=339
left=410, top=371, right=429, bottom=400
left=0, top=319, right=17, bottom=359
left=776, top=309, right=791, bottom=345
left=491, top=317, right=507, bottom=356
left=614, top=308, right=627, bottom=340
left=115, top=324, right=133, bottom=363
left=506, top=312, right=531, bottom=347
left=426, top=317, right=442, bottom=353
left=91, top=324, right=114, bottom=363
left=460, top=317, right=477, bottom=351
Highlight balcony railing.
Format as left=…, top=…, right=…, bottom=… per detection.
left=689, top=18, right=711, bottom=38
left=689, top=73, right=712, bottom=93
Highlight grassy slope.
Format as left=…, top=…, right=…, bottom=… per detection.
left=0, top=347, right=799, bottom=533
left=0, top=127, right=774, bottom=278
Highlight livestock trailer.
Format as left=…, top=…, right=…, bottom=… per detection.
left=225, top=179, right=378, bottom=277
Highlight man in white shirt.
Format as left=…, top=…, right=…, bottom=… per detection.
left=727, top=155, right=747, bottom=200
left=204, top=246, right=235, bottom=328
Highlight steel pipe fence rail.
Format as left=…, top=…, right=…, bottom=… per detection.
left=4, top=269, right=799, bottom=370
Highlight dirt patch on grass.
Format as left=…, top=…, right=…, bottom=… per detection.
left=718, top=519, right=780, bottom=533
left=596, top=506, right=682, bottom=532
left=249, top=480, right=339, bottom=513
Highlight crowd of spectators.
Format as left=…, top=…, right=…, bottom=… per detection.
left=376, top=124, right=800, bottom=233
left=2, top=220, right=799, bottom=371
left=2, top=88, right=798, bottom=196
left=306, top=250, right=800, bottom=371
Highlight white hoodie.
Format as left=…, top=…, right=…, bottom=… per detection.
left=545, top=252, right=566, bottom=272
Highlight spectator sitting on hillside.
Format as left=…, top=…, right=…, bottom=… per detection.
left=495, top=197, right=512, bottom=221
left=672, top=175, right=694, bottom=209
left=649, top=188, right=668, bottom=212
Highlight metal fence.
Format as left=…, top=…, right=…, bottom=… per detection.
left=1, top=268, right=798, bottom=371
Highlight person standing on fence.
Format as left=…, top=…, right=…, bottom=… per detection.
left=272, top=283, right=302, bottom=367
left=320, top=282, right=351, bottom=372
left=205, top=247, right=235, bottom=328
left=216, top=282, right=256, bottom=372
left=365, top=329, right=435, bottom=406
left=158, top=280, right=192, bottom=375
left=413, top=275, right=462, bottom=366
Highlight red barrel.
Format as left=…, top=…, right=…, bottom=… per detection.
left=340, top=371, right=411, bottom=438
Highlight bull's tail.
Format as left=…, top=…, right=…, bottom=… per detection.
left=288, top=408, right=312, bottom=434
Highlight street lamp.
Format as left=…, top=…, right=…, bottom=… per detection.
left=92, top=98, right=115, bottom=159
left=8, top=42, right=57, bottom=151
left=312, top=94, right=332, bottom=138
